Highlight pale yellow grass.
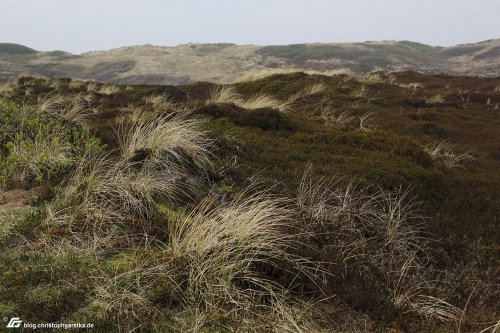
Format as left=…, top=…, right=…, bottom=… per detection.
left=208, top=86, right=292, bottom=112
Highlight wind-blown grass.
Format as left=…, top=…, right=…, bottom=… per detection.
left=424, top=140, right=474, bottom=169
left=144, top=94, right=177, bottom=111
left=119, top=113, right=214, bottom=172
left=295, top=166, right=458, bottom=322
left=99, top=85, right=121, bottom=96
left=167, top=189, right=297, bottom=310
left=208, top=86, right=292, bottom=112
left=37, top=93, right=96, bottom=126
left=319, top=106, right=376, bottom=132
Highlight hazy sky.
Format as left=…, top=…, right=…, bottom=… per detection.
left=2, top=0, right=499, bottom=54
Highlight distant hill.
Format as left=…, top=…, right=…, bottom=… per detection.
left=0, top=39, right=499, bottom=84
left=0, top=43, right=38, bottom=55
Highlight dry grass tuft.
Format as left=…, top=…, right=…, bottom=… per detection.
left=119, top=114, right=213, bottom=172
left=424, top=141, right=474, bottom=169
left=425, top=94, right=445, bottom=104
left=144, top=94, right=177, bottom=112
left=302, top=83, right=327, bottom=96
left=207, top=86, right=291, bottom=112
left=79, top=265, right=163, bottom=332
left=388, top=255, right=460, bottom=323
left=87, top=82, right=100, bottom=93
left=37, top=93, right=95, bottom=126
left=364, top=71, right=397, bottom=85
left=166, top=188, right=297, bottom=310
left=39, top=112, right=214, bottom=255
left=288, top=83, right=328, bottom=102
left=99, top=85, right=121, bottom=95
left=40, top=151, right=183, bottom=255
left=352, top=85, right=368, bottom=99
left=296, top=166, right=458, bottom=323
left=69, top=80, right=86, bottom=89
left=319, top=106, right=376, bottom=132
left=207, top=86, right=242, bottom=105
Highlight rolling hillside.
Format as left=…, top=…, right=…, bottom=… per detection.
left=0, top=71, right=499, bottom=332
left=0, top=39, right=499, bottom=85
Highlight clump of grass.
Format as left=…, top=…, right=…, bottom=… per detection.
left=240, top=94, right=291, bottom=111
left=99, top=85, right=121, bottom=95
left=86, top=82, right=100, bottom=93
left=167, top=189, right=297, bottom=310
left=24, top=87, right=35, bottom=96
left=67, top=185, right=318, bottom=330
left=207, top=85, right=241, bottom=104
left=319, top=106, right=376, bottom=132
left=425, top=94, right=445, bottom=104
left=296, top=166, right=423, bottom=257
left=77, top=264, right=162, bottom=332
left=296, top=166, right=459, bottom=323
left=39, top=112, right=213, bottom=255
left=40, top=151, right=182, bottom=255
left=352, top=85, right=368, bottom=98
left=207, top=86, right=291, bottom=112
left=364, top=71, right=397, bottom=85
left=0, top=83, right=15, bottom=97
left=144, top=94, right=177, bottom=112
left=358, top=112, right=377, bottom=132
left=119, top=113, right=214, bottom=172
left=320, top=108, right=357, bottom=130
left=69, top=80, right=86, bottom=89
left=400, top=82, right=424, bottom=90
left=118, top=104, right=148, bottom=124
left=288, top=83, right=328, bottom=102
left=424, top=140, right=474, bottom=169
left=387, top=255, right=460, bottom=323
left=49, top=78, right=65, bottom=90
left=37, top=93, right=96, bottom=126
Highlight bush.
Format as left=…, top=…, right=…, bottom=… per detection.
left=0, top=99, right=105, bottom=189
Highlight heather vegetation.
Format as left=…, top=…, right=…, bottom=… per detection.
left=0, top=71, right=498, bottom=332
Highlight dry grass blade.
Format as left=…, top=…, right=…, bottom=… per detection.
left=319, top=107, right=357, bottom=130
left=478, top=320, right=500, bottom=333
left=372, top=187, right=424, bottom=256
left=424, top=140, right=474, bottom=169
left=358, top=112, right=377, bottom=132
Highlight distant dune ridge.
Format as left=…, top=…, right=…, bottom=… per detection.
left=0, top=39, right=499, bottom=84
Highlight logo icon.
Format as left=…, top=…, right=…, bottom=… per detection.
left=6, top=317, right=22, bottom=328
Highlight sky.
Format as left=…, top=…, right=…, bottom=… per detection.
left=2, top=0, right=499, bottom=54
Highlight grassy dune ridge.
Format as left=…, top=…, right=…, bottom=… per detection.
left=0, top=71, right=498, bottom=332
left=1, top=39, right=500, bottom=84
